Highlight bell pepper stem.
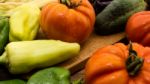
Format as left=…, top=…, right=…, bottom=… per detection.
left=0, top=52, right=7, bottom=64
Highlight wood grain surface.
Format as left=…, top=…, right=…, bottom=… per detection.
left=58, top=32, right=126, bottom=74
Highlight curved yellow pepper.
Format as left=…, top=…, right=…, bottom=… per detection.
left=0, top=40, right=80, bottom=74
left=9, top=3, right=40, bottom=41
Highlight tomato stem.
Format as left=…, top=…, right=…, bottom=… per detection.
left=60, top=0, right=82, bottom=8
left=126, top=41, right=144, bottom=76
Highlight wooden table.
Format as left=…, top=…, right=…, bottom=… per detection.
left=60, top=32, right=126, bottom=74
left=70, top=32, right=128, bottom=81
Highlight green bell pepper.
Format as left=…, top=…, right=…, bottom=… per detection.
left=0, top=16, right=9, bottom=55
left=0, top=40, right=80, bottom=74
left=27, top=67, right=71, bottom=84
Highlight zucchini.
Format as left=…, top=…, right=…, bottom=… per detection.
left=95, top=0, right=147, bottom=35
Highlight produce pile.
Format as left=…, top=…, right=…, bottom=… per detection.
left=0, top=0, right=150, bottom=83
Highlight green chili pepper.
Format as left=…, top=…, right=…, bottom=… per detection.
left=0, top=40, right=80, bottom=74
left=0, top=79, right=26, bottom=84
left=27, top=67, right=71, bottom=84
left=0, top=16, right=9, bottom=55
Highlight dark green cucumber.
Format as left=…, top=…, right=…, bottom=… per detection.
left=95, top=0, right=147, bottom=35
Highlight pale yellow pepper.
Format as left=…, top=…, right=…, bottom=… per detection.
left=0, top=40, right=80, bottom=74
left=9, top=3, right=40, bottom=41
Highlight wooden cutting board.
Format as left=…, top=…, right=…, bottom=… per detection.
left=58, top=32, right=126, bottom=74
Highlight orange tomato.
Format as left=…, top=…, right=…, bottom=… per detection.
left=85, top=42, right=150, bottom=84
left=126, top=11, right=150, bottom=46
left=40, top=0, right=95, bottom=43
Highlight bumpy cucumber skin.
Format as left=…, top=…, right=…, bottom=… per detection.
left=95, top=0, right=146, bottom=35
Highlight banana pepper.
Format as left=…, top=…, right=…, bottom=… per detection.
left=27, top=67, right=71, bottom=84
left=0, top=0, right=58, bottom=42
left=0, top=16, right=9, bottom=55
left=0, top=40, right=80, bottom=74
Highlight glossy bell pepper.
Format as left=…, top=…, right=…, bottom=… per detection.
left=0, top=16, right=9, bottom=55
left=27, top=67, right=71, bottom=84
left=0, top=40, right=80, bottom=74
